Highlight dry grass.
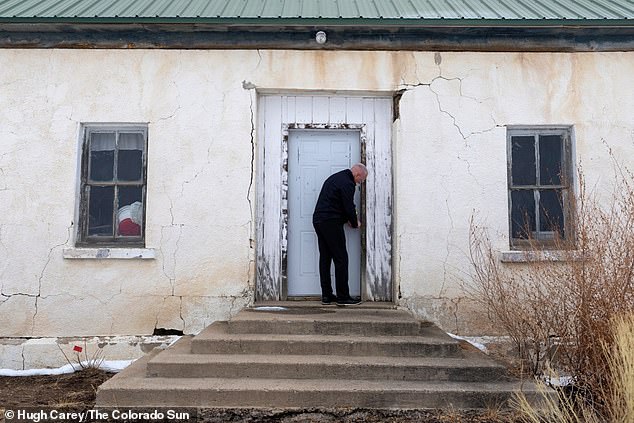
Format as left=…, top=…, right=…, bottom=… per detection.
left=605, top=314, right=634, bottom=422
left=512, top=314, right=634, bottom=423
left=468, top=165, right=634, bottom=417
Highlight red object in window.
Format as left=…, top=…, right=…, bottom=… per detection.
left=73, top=346, right=83, bottom=353
left=119, top=218, right=141, bottom=236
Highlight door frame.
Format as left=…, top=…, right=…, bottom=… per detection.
left=282, top=124, right=367, bottom=300
left=256, top=94, right=393, bottom=302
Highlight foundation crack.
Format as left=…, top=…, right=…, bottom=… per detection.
left=154, top=297, right=167, bottom=333
left=179, top=296, right=186, bottom=331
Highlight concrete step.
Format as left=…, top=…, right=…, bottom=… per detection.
left=226, top=307, right=429, bottom=336
left=155, top=336, right=502, bottom=382
left=96, top=305, right=540, bottom=410
left=97, top=351, right=539, bottom=409
left=191, top=322, right=462, bottom=357
left=147, top=354, right=509, bottom=382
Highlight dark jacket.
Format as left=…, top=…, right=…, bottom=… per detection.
left=313, top=169, right=358, bottom=227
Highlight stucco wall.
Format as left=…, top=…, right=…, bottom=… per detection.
left=1, top=49, right=633, bottom=367
left=394, top=52, right=634, bottom=334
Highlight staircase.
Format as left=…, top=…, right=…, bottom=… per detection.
left=96, top=304, right=540, bottom=409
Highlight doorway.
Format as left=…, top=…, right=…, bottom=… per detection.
left=256, top=95, right=393, bottom=302
left=286, top=129, right=362, bottom=297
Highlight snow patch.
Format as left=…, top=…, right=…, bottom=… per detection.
left=0, top=359, right=134, bottom=377
left=253, top=306, right=288, bottom=311
left=446, top=332, right=489, bottom=353
left=544, top=375, right=574, bottom=387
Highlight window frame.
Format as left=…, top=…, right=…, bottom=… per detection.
left=506, top=126, right=574, bottom=250
left=77, top=124, right=148, bottom=247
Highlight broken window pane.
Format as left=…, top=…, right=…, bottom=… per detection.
left=540, top=135, right=563, bottom=186
left=117, top=132, right=144, bottom=182
left=88, top=186, right=114, bottom=236
left=511, top=190, right=536, bottom=239
left=511, top=136, right=536, bottom=186
left=539, top=189, right=564, bottom=238
left=117, top=187, right=143, bottom=236
left=89, top=133, right=115, bottom=181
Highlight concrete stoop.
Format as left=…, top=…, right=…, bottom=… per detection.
left=96, top=304, right=541, bottom=409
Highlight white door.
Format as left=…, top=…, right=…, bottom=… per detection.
left=287, top=130, right=361, bottom=297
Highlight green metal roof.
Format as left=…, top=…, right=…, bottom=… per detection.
left=0, top=0, right=632, bottom=23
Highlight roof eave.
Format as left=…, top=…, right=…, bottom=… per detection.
left=0, top=17, right=631, bottom=28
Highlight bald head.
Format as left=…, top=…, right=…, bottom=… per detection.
left=351, top=163, right=368, bottom=184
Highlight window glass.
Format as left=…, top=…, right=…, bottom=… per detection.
left=539, top=135, right=563, bottom=186
left=80, top=125, right=146, bottom=245
left=511, top=136, right=536, bottom=186
left=88, top=186, right=114, bottom=236
left=508, top=128, right=571, bottom=247
left=539, top=189, right=564, bottom=237
left=511, top=190, right=536, bottom=239
left=89, top=133, right=115, bottom=182
left=118, top=132, right=144, bottom=181
left=117, top=187, right=143, bottom=237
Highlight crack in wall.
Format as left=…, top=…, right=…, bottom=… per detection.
left=254, top=50, right=263, bottom=72
left=397, top=66, right=505, bottom=306
left=438, top=175, right=455, bottom=298
left=156, top=104, right=181, bottom=123
left=156, top=54, right=183, bottom=123
left=245, top=84, right=257, bottom=290
left=247, top=88, right=255, bottom=230
left=159, top=224, right=183, bottom=297
left=179, top=296, right=186, bottom=330
left=0, top=168, right=8, bottom=191
left=450, top=297, right=461, bottom=332
left=153, top=297, right=167, bottom=332
left=399, top=71, right=500, bottom=142
left=32, top=224, right=72, bottom=334
left=456, top=152, right=482, bottom=186
left=0, top=146, right=27, bottom=163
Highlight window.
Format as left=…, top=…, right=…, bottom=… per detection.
left=507, top=127, right=573, bottom=248
left=78, top=125, right=147, bottom=246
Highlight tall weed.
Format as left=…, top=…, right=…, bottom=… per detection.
left=468, top=166, right=634, bottom=415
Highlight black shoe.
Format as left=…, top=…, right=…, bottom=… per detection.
left=336, top=297, right=362, bottom=306
left=321, top=294, right=337, bottom=305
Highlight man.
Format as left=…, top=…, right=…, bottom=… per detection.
left=313, top=163, right=368, bottom=306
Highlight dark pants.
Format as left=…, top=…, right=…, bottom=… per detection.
left=313, top=219, right=350, bottom=300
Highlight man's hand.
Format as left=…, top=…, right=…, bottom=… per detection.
left=347, top=219, right=362, bottom=229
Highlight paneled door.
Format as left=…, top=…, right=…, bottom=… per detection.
left=287, top=130, right=361, bottom=297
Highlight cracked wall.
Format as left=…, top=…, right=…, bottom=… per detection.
left=394, top=52, right=634, bottom=335
left=0, top=49, right=633, bottom=367
left=0, top=50, right=257, bottom=341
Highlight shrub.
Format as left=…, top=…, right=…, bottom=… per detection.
left=468, top=166, right=634, bottom=415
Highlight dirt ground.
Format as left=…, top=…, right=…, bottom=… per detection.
left=0, top=370, right=524, bottom=422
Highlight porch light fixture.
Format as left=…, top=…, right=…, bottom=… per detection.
left=315, top=31, right=327, bottom=44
